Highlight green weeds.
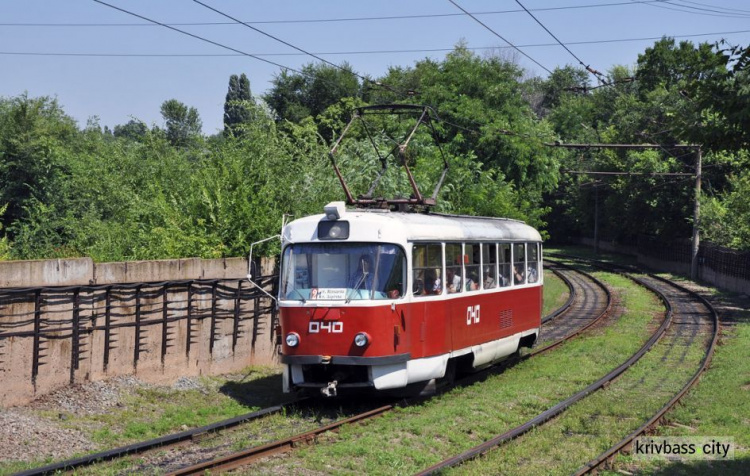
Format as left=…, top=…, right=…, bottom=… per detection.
left=542, top=268, right=569, bottom=317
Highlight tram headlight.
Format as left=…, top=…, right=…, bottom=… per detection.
left=317, top=220, right=349, bottom=240
left=285, top=332, right=300, bottom=347
left=354, top=332, right=370, bottom=347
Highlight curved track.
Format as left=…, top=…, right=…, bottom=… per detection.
left=536, top=260, right=611, bottom=348
left=418, top=259, right=718, bottom=475
left=574, top=273, right=718, bottom=474
left=541, top=264, right=576, bottom=324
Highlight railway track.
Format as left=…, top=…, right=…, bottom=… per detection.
left=152, top=263, right=614, bottom=476
left=574, top=273, right=718, bottom=474
left=418, top=259, right=718, bottom=475
left=535, top=260, right=611, bottom=350
left=18, top=263, right=611, bottom=476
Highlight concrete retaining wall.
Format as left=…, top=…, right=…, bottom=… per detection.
left=0, top=257, right=279, bottom=407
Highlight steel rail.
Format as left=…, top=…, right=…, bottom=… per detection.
left=531, top=258, right=612, bottom=355
left=574, top=274, right=719, bottom=474
left=16, top=400, right=304, bottom=476
left=541, top=263, right=576, bottom=324
left=166, top=405, right=394, bottom=476
left=416, top=260, right=672, bottom=475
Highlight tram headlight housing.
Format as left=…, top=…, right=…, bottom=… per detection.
left=285, top=332, right=300, bottom=347
left=354, top=332, right=370, bottom=348
left=318, top=220, right=349, bottom=240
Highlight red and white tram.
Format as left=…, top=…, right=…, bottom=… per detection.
left=278, top=201, right=543, bottom=396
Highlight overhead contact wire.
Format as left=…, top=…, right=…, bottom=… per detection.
left=190, top=0, right=403, bottom=96
left=1, top=2, right=671, bottom=27
left=91, top=0, right=304, bottom=74
left=514, top=0, right=608, bottom=83
left=447, top=0, right=553, bottom=74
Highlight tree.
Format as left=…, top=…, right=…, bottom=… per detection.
left=526, top=65, right=590, bottom=118
left=635, top=37, right=723, bottom=94
left=395, top=45, right=559, bottom=198
left=686, top=43, right=750, bottom=152
left=159, top=99, right=202, bottom=147
left=113, top=119, right=148, bottom=141
left=223, top=73, right=256, bottom=137
left=264, top=62, right=361, bottom=139
left=0, top=203, right=11, bottom=259
left=0, top=94, right=77, bottom=227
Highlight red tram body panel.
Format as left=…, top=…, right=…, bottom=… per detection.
left=278, top=203, right=543, bottom=395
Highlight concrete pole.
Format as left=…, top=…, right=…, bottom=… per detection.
left=594, top=185, right=600, bottom=254
left=690, top=147, right=702, bottom=281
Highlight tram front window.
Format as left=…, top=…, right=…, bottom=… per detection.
left=281, top=243, right=406, bottom=301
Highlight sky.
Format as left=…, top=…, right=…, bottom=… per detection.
left=2, top=0, right=749, bottom=134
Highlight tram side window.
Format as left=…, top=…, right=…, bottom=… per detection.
left=513, top=243, right=526, bottom=285
left=499, top=244, right=511, bottom=287
left=413, top=243, right=443, bottom=297
left=445, top=243, right=464, bottom=294
left=527, top=242, right=540, bottom=283
left=465, top=243, right=480, bottom=292
left=482, top=243, right=498, bottom=289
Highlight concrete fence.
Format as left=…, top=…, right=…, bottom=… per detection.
left=0, top=257, right=279, bottom=407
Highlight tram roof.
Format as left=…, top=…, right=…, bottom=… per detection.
left=283, top=208, right=542, bottom=244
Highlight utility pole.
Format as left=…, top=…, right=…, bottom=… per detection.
left=690, top=147, right=702, bottom=281
left=546, top=143, right=701, bottom=279
left=594, top=185, right=599, bottom=254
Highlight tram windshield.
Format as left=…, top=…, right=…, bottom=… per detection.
left=281, top=243, right=406, bottom=301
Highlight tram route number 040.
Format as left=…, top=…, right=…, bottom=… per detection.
left=309, top=321, right=343, bottom=333
left=466, top=305, right=480, bottom=325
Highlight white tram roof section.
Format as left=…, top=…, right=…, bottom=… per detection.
left=283, top=208, right=542, bottom=244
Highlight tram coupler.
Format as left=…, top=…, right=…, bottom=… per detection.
left=321, top=380, right=338, bottom=397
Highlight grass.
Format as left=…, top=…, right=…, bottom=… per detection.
left=605, top=276, right=750, bottom=475
left=542, top=268, right=569, bottom=317
left=545, top=248, right=750, bottom=474
left=83, top=367, right=287, bottom=445
left=250, top=269, right=664, bottom=475
left=74, top=408, right=340, bottom=475
left=456, top=273, right=713, bottom=474
left=0, top=366, right=291, bottom=475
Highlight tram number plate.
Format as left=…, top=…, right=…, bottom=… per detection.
left=466, top=305, right=480, bottom=325
left=309, top=321, right=343, bottom=333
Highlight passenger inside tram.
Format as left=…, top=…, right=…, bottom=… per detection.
left=424, top=268, right=441, bottom=295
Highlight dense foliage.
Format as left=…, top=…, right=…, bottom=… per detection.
left=542, top=39, right=750, bottom=248
left=1, top=39, right=748, bottom=262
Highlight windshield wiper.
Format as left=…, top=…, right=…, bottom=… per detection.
left=287, top=288, right=306, bottom=303
left=345, top=273, right=367, bottom=304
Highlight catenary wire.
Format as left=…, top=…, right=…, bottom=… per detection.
left=90, top=0, right=400, bottom=99
left=675, top=0, right=750, bottom=15
left=91, top=0, right=303, bottom=74
left=190, top=0, right=403, bottom=96
left=0, top=1, right=672, bottom=27
left=662, top=0, right=750, bottom=17
left=447, top=0, right=553, bottom=74
left=632, top=0, right=750, bottom=18
left=4, top=28, right=749, bottom=57
left=514, top=0, right=608, bottom=83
